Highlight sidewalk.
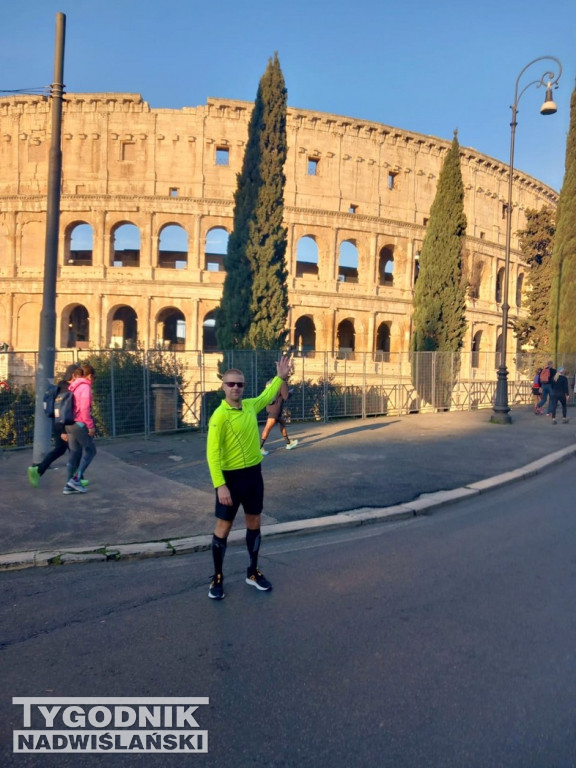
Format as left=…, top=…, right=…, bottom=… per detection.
left=1, top=406, right=575, bottom=570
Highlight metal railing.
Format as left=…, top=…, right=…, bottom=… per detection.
left=0, top=348, right=567, bottom=448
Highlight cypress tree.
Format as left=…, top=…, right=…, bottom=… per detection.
left=549, top=78, right=576, bottom=359
left=216, top=53, right=289, bottom=351
left=514, top=206, right=555, bottom=355
left=411, top=131, right=468, bottom=353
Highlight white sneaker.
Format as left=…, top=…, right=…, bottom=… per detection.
left=286, top=440, right=299, bottom=450
left=260, top=447, right=269, bottom=456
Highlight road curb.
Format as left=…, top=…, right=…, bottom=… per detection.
left=2, top=444, right=575, bottom=573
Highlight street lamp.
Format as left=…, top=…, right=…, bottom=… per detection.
left=491, top=56, right=562, bottom=424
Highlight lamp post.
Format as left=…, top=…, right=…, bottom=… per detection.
left=491, top=56, right=562, bottom=424
left=32, top=12, right=66, bottom=461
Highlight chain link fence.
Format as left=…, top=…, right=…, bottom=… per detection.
left=1, top=347, right=570, bottom=449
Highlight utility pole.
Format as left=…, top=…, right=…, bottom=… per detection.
left=32, top=12, right=66, bottom=462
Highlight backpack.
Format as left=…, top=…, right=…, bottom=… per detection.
left=539, top=367, right=551, bottom=384
left=53, top=389, right=75, bottom=427
left=42, top=384, right=60, bottom=418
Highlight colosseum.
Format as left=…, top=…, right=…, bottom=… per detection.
left=0, top=92, right=557, bottom=371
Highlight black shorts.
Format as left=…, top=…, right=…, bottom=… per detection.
left=215, top=464, right=264, bottom=522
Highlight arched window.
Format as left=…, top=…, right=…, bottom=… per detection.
left=495, top=332, right=503, bottom=369
left=67, top=223, right=93, bottom=266
left=158, top=225, right=188, bottom=269
left=63, top=305, right=90, bottom=348
left=203, top=311, right=218, bottom=352
left=469, top=259, right=484, bottom=299
left=296, top=236, right=319, bottom=278
left=338, top=241, right=359, bottom=283
left=337, top=318, right=355, bottom=358
left=111, top=223, right=140, bottom=267
left=495, top=267, right=505, bottom=303
left=471, top=329, right=482, bottom=368
left=378, top=246, right=394, bottom=286
left=156, top=307, right=186, bottom=350
left=294, top=315, right=316, bottom=357
left=205, top=227, right=229, bottom=271
left=516, top=273, right=524, bottom=307
left=109, top=306, right=138, bottom=349
left=20, top=221, right=43, bottom=268
left=375, top=322, right=391, bottom=362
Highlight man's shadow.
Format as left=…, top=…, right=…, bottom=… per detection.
left=291, top=419, right=401, bottom=448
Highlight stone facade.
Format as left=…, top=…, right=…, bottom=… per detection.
left=0, top=92, right=558, bottom=359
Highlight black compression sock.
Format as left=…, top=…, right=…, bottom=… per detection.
left=212, top=534, right=227, bottom=575
left=246, top=528, right=261, bottom=573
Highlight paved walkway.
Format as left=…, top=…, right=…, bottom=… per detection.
left=1, top=406, right=575, bottom=570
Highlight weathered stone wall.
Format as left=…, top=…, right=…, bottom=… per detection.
left=0, top=93, right=557, bottom=357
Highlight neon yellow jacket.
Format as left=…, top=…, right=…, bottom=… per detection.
left=206, top=376, right=283, bottom=488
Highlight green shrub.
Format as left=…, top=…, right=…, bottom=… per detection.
left=0, top=384, right=35, bottom=447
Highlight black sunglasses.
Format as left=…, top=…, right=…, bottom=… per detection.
left=224, top=381, right=245, bottom=388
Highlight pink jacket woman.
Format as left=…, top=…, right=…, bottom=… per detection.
left=68, top=375, right=95, bottom=430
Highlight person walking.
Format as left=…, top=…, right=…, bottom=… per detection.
left=27, top=363, right=81, bottom=488
left=536, top=360, right=556, bottom=415
left=260, top=377, right=298, bottom=455
left=63, top=364, right=97, bottom=495
left=531, top=368, right=542, bottom=414
left=550, top=366, right=570, bottom=424
left=206, top=354, right=292, bottom=599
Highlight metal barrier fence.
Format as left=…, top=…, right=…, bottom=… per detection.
left=0, top=348, right=567, bottom=448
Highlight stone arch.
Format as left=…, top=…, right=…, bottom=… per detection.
left=515, top=272, right=524, bottom=307
left=158, top=224, right=188, bottom=269
left=337, top=317, right=355, bottom=358
left=156, top=306, right=186, bottom=350
left=61, top=303, right=90, bottom=348
left=469, top=257, right=484, bottom=299
left=294, top=315, right=316, bottom=356
left=378, top=245, right=394, bottom=286
left=495, top=332, right=502, bottom=369
left=495, top=266, right=505, bottom=303
left=375, top=321, right=391, bottom=361
left=338, top=240, right=359, bottom=283
left=20, top=220, right=44, bottom=268
left=203, top=310, right=218, bottom=352
left=0, top=302, right=7, bottom=346
left=296, top=236, right=319, bottom=278
left=111, top=222, right=140, bottom=267
left=471, top=328, right=483, bottom=368
left=204, top=226, right=229, bottom=271
left=16, top=300, right=41, bottom=348
left=108, top=305, right=138, bottom=349
left=65, top=222, right=93, bottom=266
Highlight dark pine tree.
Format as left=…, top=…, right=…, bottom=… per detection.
left=411, top=131, right=467, bottom=407
left=246, top=54, right=289, bottom=350
left=549, top=78, right=576, bottom=359
left=514, top=206, right=555, bottom=356
left=215, top=53, right=289, bottom=351
left=411, top=131, right=468, bottom=353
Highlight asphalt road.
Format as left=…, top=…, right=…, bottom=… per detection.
left=1, top=458, right=576, bottom=767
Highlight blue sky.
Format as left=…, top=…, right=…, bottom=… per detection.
left=2, top=0, right=575, bottom=191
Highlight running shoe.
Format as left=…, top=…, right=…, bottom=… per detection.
left=246, top=568, right=272, bottom=591
left=27, top=465, right=40, bottom=488
left=64, top=478, right=87, bottom=493
left=285, top=439, right=299, bottom=450
left=208, top=574, right=225, bottom=600
left=260, top=447, right=270, bottom=456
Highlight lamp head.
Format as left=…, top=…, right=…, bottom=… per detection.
left=540, top=85, right=558, bottom=115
